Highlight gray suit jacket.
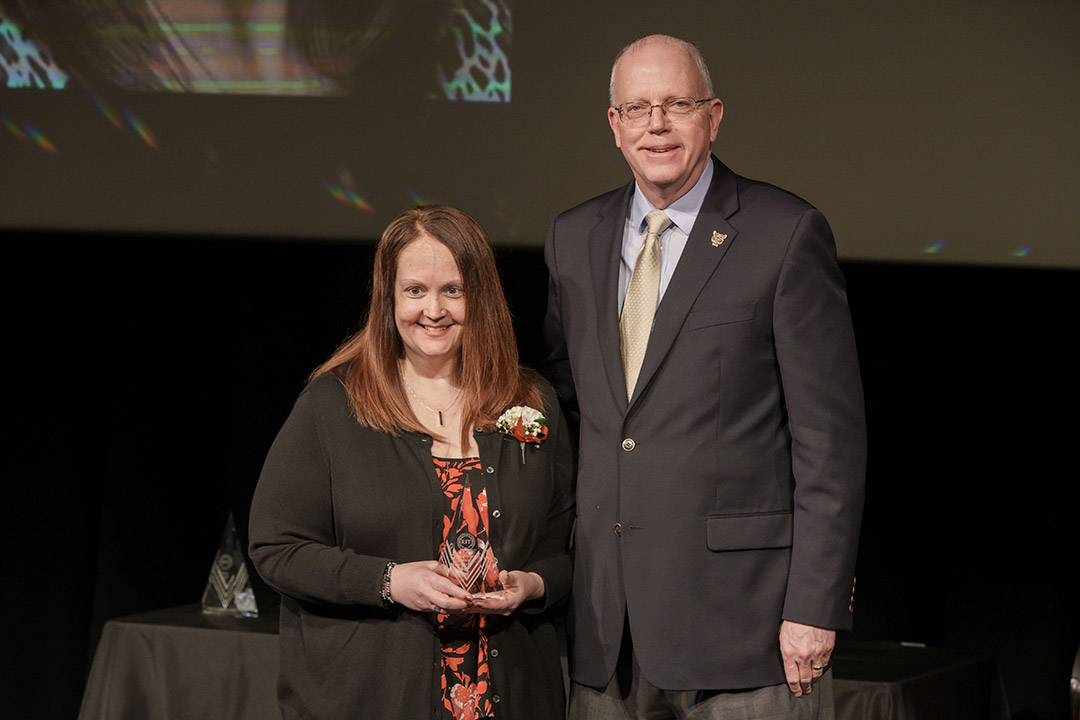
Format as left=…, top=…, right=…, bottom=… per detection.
left=543, top=156, right=866, bottom=691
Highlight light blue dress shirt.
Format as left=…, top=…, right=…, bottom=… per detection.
left=618, top=160, right=715, bottom=315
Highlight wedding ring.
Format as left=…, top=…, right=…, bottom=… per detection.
left=812, top=665, right=823, bottom=670
left=433, top=605, right=443, bottom=613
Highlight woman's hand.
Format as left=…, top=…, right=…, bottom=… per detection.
left=388, top=560, right=473, bottom=613
left=465, top=570, right=546, bottom=616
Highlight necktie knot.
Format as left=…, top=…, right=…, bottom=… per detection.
left=644, top=209, right=672, bottom=239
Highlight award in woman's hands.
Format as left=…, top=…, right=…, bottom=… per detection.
left=440, top=478, right=505, bottom=600
left=439, top=529, right=503, bottom=598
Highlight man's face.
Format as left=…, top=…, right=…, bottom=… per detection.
left=607, top=41, right=723, bottom=209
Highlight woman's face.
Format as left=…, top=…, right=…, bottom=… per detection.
left=394, top=233, right=466, bottom=368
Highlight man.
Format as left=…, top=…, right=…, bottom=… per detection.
left=543, top=35, right=866, bottom=718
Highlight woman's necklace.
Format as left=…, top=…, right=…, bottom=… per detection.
left=401, top=372, right=462, bottom=426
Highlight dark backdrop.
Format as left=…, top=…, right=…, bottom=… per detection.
left=3, top=231, right=1077, bottom=720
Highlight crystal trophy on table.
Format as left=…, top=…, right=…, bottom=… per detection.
left=201, top=512, right=259, bottom=617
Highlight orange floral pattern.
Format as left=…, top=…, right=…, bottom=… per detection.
left=434, top=457, right=497, bottom=719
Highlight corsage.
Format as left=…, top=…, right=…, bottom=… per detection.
left=496, top=405, right=547, bottom=463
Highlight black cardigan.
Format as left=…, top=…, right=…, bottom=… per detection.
left=250, top=373, right=575, bottom=719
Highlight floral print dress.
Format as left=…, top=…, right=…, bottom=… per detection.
left=433, top=456, right=501, bottom=720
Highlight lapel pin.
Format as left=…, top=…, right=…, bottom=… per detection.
left=711, top=231, right=727, bottom=247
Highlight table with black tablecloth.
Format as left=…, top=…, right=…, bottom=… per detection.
left=77, top=605, right=1009, bottom=720
left=77, top=605, right=281, bottom=720
left=831, top=639, right=1010, bottom=719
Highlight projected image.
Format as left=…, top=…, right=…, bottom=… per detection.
left=1, top=0, right=511, bottom=100
left=438, top=0, right=511, bottom=102
left=0, top=13, right=68, bottom=89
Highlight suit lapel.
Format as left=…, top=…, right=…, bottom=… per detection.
left=630, top=158, right=741, bottom=408
left=588, top=182, right=635, bottom=409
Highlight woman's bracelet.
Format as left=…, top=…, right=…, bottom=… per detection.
left=380, top=561, right=396, bottom=607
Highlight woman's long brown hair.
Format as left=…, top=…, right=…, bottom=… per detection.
left=311, top=204, right=542, bottom=449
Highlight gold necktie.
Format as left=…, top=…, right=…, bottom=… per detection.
left=620, top=209, right=672, bottom=400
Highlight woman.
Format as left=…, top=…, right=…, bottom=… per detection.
left=249, top=204, right=574, bottom=720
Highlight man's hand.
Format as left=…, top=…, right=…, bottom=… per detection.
left=778, top=620, right=835, bottom=697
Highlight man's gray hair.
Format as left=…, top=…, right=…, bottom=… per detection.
left=609, top=35, right=715, bottom=106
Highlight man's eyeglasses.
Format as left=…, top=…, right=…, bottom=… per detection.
left=613, top=97, right=714, bottom=124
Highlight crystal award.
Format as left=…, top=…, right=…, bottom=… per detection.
left=439, top=477, right=503, bottom=598
left=201, top=512, right=259, bottom=617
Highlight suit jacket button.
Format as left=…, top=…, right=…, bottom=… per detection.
left=621, top=438, right=635, bottom=451
left=613, top=523, right=622, bottom=536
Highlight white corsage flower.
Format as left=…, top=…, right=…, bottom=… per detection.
left=496, top=405, right=548, bottom=463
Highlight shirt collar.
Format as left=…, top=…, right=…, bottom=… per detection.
left=630, top=158, right=715, bottom=235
